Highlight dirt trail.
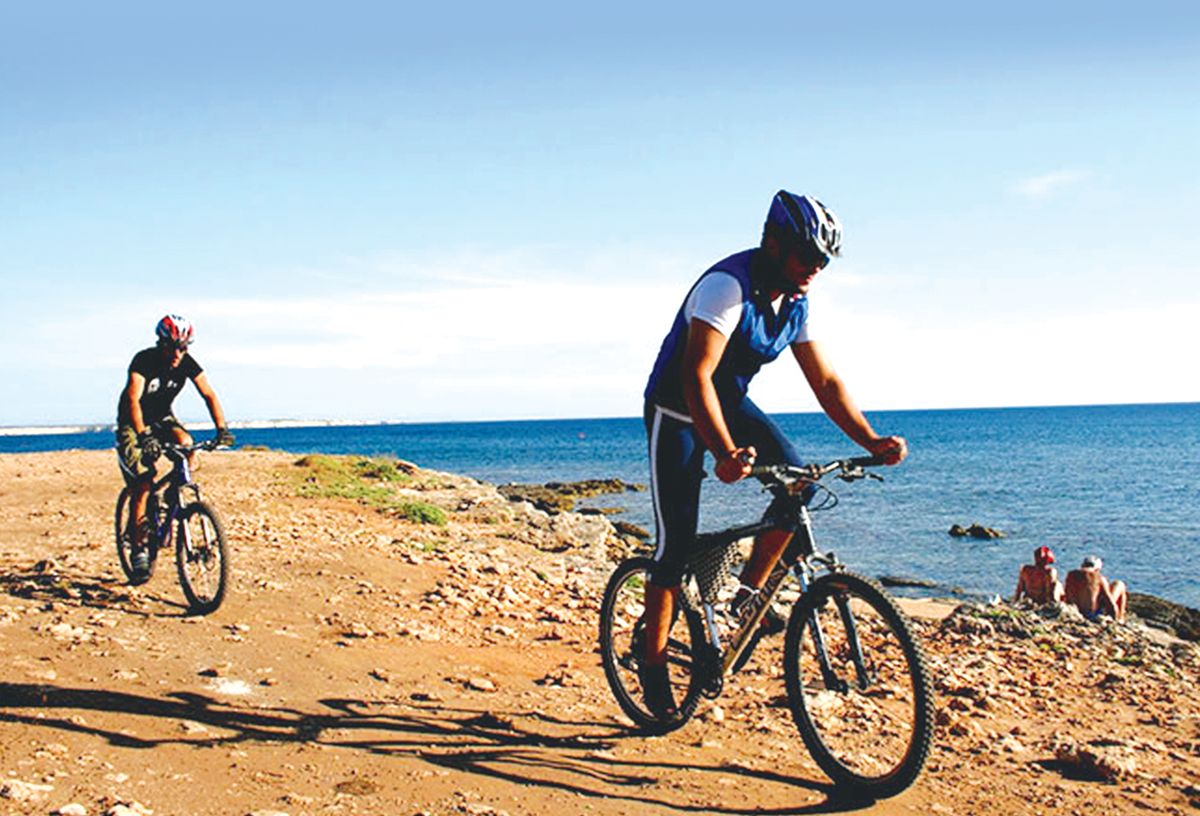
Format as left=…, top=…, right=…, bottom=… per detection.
left=1, top=450, right=1197, bottom=816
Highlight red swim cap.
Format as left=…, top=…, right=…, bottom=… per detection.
left=1034, top=546, right=1055, bottom=566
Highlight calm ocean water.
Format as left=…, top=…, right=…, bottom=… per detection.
left=5, top=403, right=1199, bottom=608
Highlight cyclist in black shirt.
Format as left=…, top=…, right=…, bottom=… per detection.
left=116, top=314, right=234, bottom=576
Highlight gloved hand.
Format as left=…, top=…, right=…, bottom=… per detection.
left=215, top=427, right=235, bottom=448
left=138, top=432, right=162, bottom=464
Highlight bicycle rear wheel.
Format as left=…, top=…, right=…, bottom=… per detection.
left=783, top=572, right=933, bottom=798
left=175, top=501, right=228, bottom=614
left=114, top=488, right=154, bottom=585
left=598, top=557, right=705, bottom=732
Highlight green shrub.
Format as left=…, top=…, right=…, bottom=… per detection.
left=390, top=501, right=447, bottom=526
left=352, top=457, right=408, bottom=482
left=291, top=455, right=445, bottom=524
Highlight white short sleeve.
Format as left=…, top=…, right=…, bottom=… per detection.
left=684, top=272, right=743, bottom=337
left=794, top=310, right=812, bottom=344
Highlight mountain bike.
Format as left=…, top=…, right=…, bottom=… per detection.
left=599, top=456, right=934, bottom=798
left=114, top=439, right=229, bottom=614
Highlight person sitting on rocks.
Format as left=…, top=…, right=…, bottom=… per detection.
left=1014, top=545, right=1064, bottom=605
left=1064, top=556, right=1127, bottom=623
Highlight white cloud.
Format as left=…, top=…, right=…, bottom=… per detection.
left=6, top=244, right=1199, bottom=425
left=1012, top=169, right=1091, bottom=199
left=750, top=295, right=1200, bottom=413
left=191, top=280, right=680, bottom=370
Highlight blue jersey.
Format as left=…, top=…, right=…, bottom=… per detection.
left=644, top=249, right=809, bottom=414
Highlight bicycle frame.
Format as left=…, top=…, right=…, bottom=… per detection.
left=680, top=496, right=830, bottom=674
left=680, top=459, right=885, bottom=688
left=145, top=447, right=203, bottom=550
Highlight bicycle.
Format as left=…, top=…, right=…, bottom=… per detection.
left=114, top=439, right=229, bottom=614
left=599, top=455, right=934, bottom=798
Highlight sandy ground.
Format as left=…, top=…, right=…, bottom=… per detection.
left=1, top=450, right=1198, bottom=816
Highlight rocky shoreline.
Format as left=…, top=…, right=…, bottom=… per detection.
left=1, top=450, right=1198, bottom=815
left=502, top=478, right=1200, bottom=643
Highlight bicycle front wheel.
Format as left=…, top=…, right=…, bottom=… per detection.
left=175, top=501, right=228, bottom=614
left=783, top=572, right=933, bottom=798
left=598, top=557, right=705, bottom=732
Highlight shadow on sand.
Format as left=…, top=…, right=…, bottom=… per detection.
left=0, top=561, right=190, bottom=618
left=0, top=682, right=879, bottom=814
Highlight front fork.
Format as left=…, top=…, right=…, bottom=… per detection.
left=792, top=524, right=873, bottom=692
left=788, top=509, right=867, bottom=693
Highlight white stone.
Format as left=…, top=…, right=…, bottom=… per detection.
left=0, top=779, right=53, bottom=802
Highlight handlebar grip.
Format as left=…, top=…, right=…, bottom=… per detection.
left=847, top=455, right=887, bottom=468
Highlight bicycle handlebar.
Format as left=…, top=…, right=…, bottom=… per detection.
left=161, top=438, right=228, bottom=456
left=748, top=455, right=888, bottom=487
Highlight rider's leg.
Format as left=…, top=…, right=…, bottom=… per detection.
left=726, top=398, right=804, bottom=626
left=116, top=425, right=155, bottom=548
left=643, top=583, right=677, bottom=666
left=641, top=583, right=680, bottom=718
left=163, top=418, right=195, bottom=469
left=131, top=479, right=152, bottom=546
left=642, top=404, right=703, bottom=716
left=741, top=528, right=793, bottom=589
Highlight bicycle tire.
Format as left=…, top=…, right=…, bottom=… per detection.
left=783, top=571, right=934, bottom=798
left=114, top=488, right=154, bottom=585
left=175, top=501, right=228, bottom=614
left=598, top=557, right=706, bottom=733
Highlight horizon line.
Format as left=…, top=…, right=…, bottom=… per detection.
left=2, top=399, right=1197, bottom=437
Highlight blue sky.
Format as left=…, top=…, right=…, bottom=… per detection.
left=2, top=1, right=1197, bottom=426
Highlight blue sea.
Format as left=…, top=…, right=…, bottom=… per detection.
left=5, top=403, right=1199, bottom=609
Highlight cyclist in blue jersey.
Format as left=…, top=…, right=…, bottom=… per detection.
left=640, top=190, right=907, bottom=719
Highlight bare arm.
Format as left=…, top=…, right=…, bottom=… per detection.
left=1098, top=576, right=1118, bottom=616
left=122, top=372, right=148, bottom=434
left=192, top=372, right=228, bottom=429
left=1014, top=569, right=1028, bottom=603
left=680, top=320, right=754, bottom=483
left=791, top=340, right=907, bottom=463
left=1051, top=567, right=1065, bottom=602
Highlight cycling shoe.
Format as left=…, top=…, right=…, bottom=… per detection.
left=130, top=546, right=151, bottom=578
left=640, top=662, right=679, bottom=722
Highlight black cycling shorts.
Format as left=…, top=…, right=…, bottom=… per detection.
left=644, top=396, right=803, bottom=587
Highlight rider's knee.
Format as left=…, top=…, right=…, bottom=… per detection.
left=648, top=560, right=685, bottom=589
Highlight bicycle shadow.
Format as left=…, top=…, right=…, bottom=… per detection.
left=0, top=682, right=878, bottom=814
left=0, top=561, right=189, bottom=618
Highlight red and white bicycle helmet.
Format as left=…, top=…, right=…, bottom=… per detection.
left=155, top=314, right=194, bottom=348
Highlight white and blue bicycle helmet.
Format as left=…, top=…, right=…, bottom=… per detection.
left=765, top=190, right=843, bottom=261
